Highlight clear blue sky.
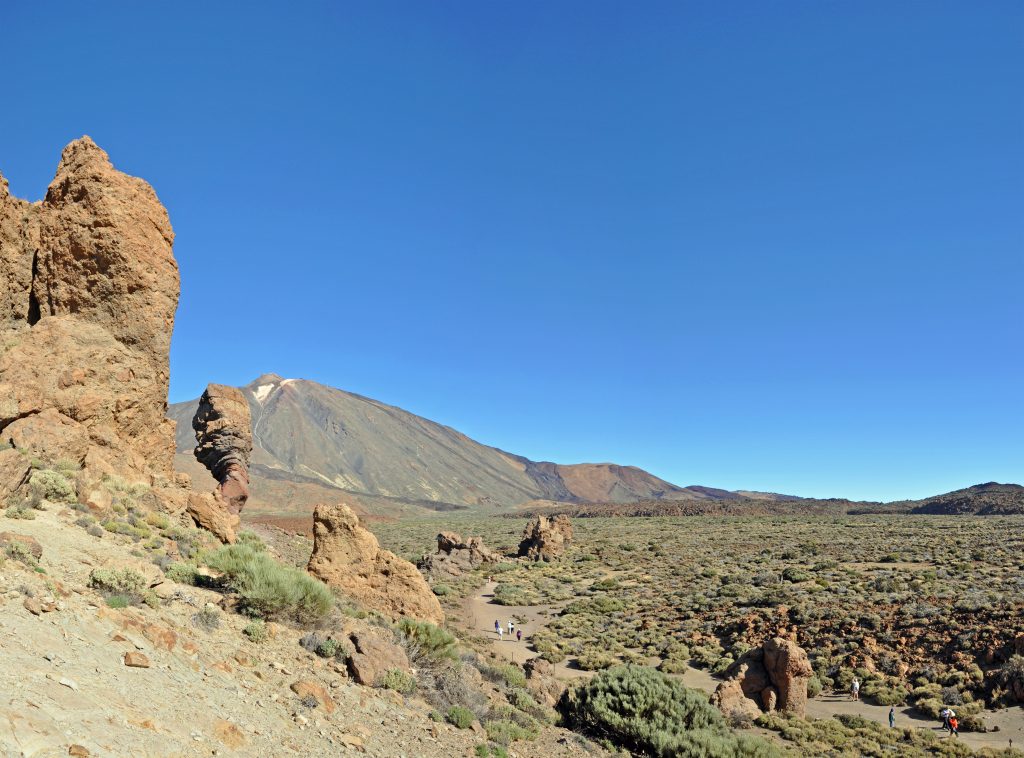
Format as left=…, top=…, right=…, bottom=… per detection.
left=2, top=2, right=1021, bottom=501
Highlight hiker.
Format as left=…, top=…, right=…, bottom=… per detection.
left=508, top=620, right=515, bottom=636
left=940, top=708, right=951, bottom=731
left=851, top=679, right=860, bottom=701
left=498, top=626, right=504, bottom=641
left=949, top=716, right=959, bottom=737
left=516, top=629, right=522, bottom=643
left=888, top=706, right=895, bottom=728
left=494, top=619, right=500, bottom=635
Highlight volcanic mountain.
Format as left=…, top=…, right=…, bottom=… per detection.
left=168, top=374, right=787, bottom=520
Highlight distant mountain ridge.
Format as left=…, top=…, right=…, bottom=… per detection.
left=167, top=374, right=797, bottom=518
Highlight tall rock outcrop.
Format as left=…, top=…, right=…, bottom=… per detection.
left=711, top=637, right=814, bottom=718
left=192, top=384, right=252, bottom=514
left=518, top=514, right=573, bottom=561
left=0, top=137, right=179, bottom=484
left=307, top=502, right=444, bottom=624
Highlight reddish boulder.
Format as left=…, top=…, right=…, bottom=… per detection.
left=518, top=515, right=573, bottom=561
left=712, top=637, right=813, bottom=717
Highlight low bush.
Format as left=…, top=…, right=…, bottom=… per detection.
left=446, top=706, right=475, bottom=729
left=243, top=619, right=268, bottom=643
left=204, top=544, right=333, bottom=623
left=560, top=665, right=780, bottom=757
left=30, top=469, right=76, bottom=503
left=397, top=618, right=457, bottom=660
left=381, top=668, right=417, bottom=694
left=164, top=562, right=199, bottom=585
left=89, top=567, right=153, bottom=607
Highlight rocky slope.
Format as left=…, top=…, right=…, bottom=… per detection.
left=1, top=139, right=605, bottom=758
left=168, top=375, right=797, bottom=518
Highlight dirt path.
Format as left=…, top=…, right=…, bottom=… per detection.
left=459, top=580, right=1024, bottom=751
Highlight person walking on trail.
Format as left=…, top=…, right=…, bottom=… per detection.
left=940, top=708, right=951, bottom=732
left=494, top=619, right=500, bottom=635
left=888, top=707, right=895, bottom=728
left=851, top=679, right=860, bottom=701
left=497, top=626, right=504, bottom=641
left=508, top=620, right=515, bottom=636
left=516, top=629, right=522, bottom=643
left=949, top=716, right=959, bottom=737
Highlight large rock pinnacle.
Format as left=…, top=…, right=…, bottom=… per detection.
left=192, top=383, right=253, bottom=514
left=0, top=137, right=179, bottom=482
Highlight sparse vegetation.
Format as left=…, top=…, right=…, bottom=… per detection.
left=203, top=543, right=333, bottom=624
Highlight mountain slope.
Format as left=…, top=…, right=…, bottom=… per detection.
left=168, top=374, right=778, bottom=517
left=903, top=482, right=1024, bottom=515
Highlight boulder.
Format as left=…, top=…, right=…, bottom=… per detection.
left=517, top=514, right=573, bottom=561
left=711, top=637, right=813, bottom=718
left=290, top=680, right=336, bottom=713
left=307, top=502, right=443, bottom=624
left=186, top=492, right=238, bottom=544
left=523, top=656, right=566, bottom=707
left=763, top=637, right=813, bottom=713
left=418, top=531, right=498, bottom=577
left=192, top=384, right=252, bottom=514
left=346, top=628, right=411, bottom=686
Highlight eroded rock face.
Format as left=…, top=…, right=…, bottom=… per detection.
left=418, top=531, right=498, bottom=577
left=0, top=137, right=179, bottom=484
left=517, top=515, right=573, bottom=561
left=711, top=637, right=813, bottom=717
left=192, top=383, right=252, bottom=514
left=307, top=502, right=444, bottom=624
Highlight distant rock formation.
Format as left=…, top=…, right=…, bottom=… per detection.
left=711, top=637, right=813, bottom=718
left=192, top=384, right=252, bottom=514
left=307, top=502, right=444, bottom=624
left=418, top=531, right=498, bottom=577
left=0, top=137, right=181, bottom=499
left=518, top=515, right=573, bottom=561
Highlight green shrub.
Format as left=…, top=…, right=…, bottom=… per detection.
left=105, top=594, right=131, bottom=609
left=30, top=469, right=76, bottom=503
left=5, top=506, right=36, bottom=520
left=560, top=665, right=780, bottom=758
left=485, top=719, right=534, bottom=745
left=204, top=544, right=333, bottom=623
left=496, top=664, right=526, bottom=688
left=396, top=618, right=457, bottom=660
left=432, top=583, right=452, bottom=596
left=89, top=567, right=146, bottom=595
left=243, top=620, right=268, bottom=643
left=145, top=512, right=171, bottom=530
left=446, top=706, right=475, bottom=729
left=381, top=668, right=417, bottom=694
left=807, top=675, right=823, bottom=699
left=164, top=562, right=199, bottom=585
left=576, top=650, right=617, bottom=671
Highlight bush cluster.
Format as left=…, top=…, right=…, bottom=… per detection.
left=204, top=543, right=333, bottom=623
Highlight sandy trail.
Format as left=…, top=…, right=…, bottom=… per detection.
left=459, top=580, right=1024, bottom=751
